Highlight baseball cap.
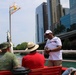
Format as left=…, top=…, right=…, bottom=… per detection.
left=0, top=42, right=11, bottom=50
left=44, top=30, right=52, bottom=35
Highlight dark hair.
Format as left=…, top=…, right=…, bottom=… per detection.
left=70, top=71, right=76, bottom=75
left=30, top=50, right=36, bottom=53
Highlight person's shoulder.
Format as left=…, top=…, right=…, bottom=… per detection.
left=6, top=52, right=16, bottom=57
left=53, top=36, right=58, bottom=39
left=37, top=52, right=44, bottom=57
left=46, top=39, right=50, bottom=42
left=54, top=36, right=61, bottom=39
left=5, top=52, right=17, bottom=60
left=52, top=37, right=61, bottom=42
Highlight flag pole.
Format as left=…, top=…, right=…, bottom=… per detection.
left=9, top=7, right=13, bottom=53
left=8, top=3, right=20, bottom=53
left=9, top=7, right=11, bottom=42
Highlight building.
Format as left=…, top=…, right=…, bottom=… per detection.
left=47, top=0, right=63, bottom=32
left=70, top=0, right=76, bottom=25
left=36, top=2, right=48, bottom=44
left=60, top=14, right=71, bottom=31
left=60, top=7, right=70, bottom=32
left=63, top=8, right=70, bottom=15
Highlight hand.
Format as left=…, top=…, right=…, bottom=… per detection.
left=13, top=65, right=21, bottom=68
left=45, top=50, right=51, bottom=53
left=44, top=47, right=48, bottom=50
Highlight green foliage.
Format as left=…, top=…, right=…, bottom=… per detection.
left=66, top=23, right=76, bottom=32
left=13, top=42, right=27, bottom=50
left=54, top=25, right=66, bottom=34
left=70, top=23, right=76, bottom=30
left=66, top=28, right=71, bottom=32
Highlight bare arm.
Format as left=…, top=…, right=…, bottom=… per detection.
left=50, top=45, right=62, bottom=52
left=44, top=46, right=62, bottom=53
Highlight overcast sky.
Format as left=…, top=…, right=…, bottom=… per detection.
left=0, top=0, right=69, bottom=46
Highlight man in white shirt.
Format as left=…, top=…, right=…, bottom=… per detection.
left=44, top=30, right=62, bottom=66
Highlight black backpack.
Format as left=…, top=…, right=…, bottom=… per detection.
left=12, top=67, right=31, bottom=75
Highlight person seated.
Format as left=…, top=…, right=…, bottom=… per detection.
left=0, top=42, right=21, bottom=71
left=62, top=67, right=76, bottom=75
left=70, top=71, right=76, bottom=75
left=22, top=42, right=45, bottom=69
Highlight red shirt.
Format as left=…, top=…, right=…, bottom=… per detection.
left=22, top=52, right=45, bottom=69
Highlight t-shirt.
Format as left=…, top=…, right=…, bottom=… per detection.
left=22, top=52, right=45, bottom=69
left=0, top=52, right=19, bottom=71
left=45, top=36, right=62, bottom=60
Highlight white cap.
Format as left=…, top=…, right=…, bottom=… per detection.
left=45, top=30, right=52, bottom=34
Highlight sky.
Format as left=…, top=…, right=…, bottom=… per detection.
left=0, top=0, right=69, bottom=46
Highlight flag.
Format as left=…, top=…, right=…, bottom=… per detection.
left=9, top=2, right=21, bottom=14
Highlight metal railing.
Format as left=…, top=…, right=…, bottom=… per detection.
left=14, top=50, right=76, bottom=62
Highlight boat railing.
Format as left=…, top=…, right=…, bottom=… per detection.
left=14, top=50, right=76, bottom=62
left=13, top=50, right=76, bottom=54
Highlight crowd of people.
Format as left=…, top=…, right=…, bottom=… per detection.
left=0, top=30, right=76, bottom=75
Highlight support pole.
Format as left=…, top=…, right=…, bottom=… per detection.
left=9, top=8, right=11, bottom=42
left=9, top=8, right=13, bottom=53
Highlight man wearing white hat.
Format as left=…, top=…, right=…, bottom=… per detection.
left=44, top=30, right=62, bottom=66
left=22, top=42, right=45, bottom=69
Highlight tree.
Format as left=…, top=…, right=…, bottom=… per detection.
left=54, top=25, right=66, bottom=34
left=70, top=23, right=76, bottom=30
left=66, top=28, right=71, bottom=32
left=67, top=23, right=76, bottom=32
left=14, top=42, right=27, bottom=50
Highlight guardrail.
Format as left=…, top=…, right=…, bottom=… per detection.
left=14, top=50, right=76, bottom=63
left=14, top=50, right=76, bottom=54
